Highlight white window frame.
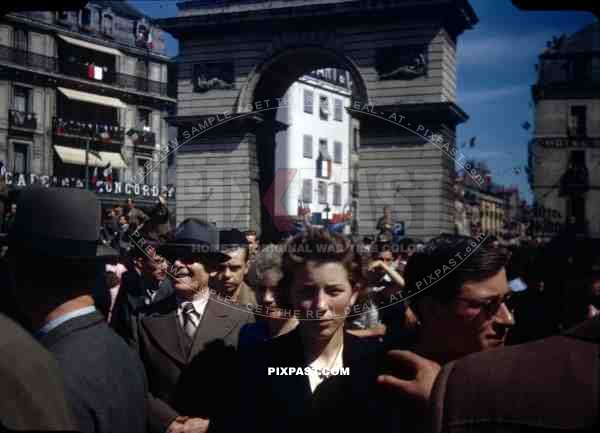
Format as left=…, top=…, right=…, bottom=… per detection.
left=334, top=98, right=343, bottom=121
left=334, top=141, right=342, bottom=164
left=302, top=179, right=313, bottom=203
left=318, top=181, right=328, bottom=204
left=319, top=95, right=329, bottom=120
left=303, top=134, right=313, bottom=158
left=333, top=183, right=342, bottom=206
left=303, top=89, right=314, bottom=114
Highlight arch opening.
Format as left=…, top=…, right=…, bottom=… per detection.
left=245, top=46, right=367, bottom=240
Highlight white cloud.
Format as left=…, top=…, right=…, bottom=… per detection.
left=459, top=85, right=528, bottom=103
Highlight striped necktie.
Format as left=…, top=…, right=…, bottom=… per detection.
left=181, top=302, right=200, bottom=340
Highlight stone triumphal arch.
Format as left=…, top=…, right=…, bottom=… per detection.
left=158, top=0, right=476, bottom=240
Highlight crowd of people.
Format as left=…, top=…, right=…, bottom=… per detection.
left=0, top=187, right=599, bottom=433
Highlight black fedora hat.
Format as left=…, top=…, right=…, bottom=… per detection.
left=158, top=218, right=229, bottom=263
left=219, top=229, right=248, bottom=250
left=6, top=186, right=117, bottom=259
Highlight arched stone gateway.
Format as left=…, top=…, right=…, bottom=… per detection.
left=158, top=0, right=477, bottom=240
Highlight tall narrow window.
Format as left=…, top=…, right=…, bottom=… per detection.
left=138, top=108, right=151, bottom=130
left=334, top=98, right=343, bottom=121
left=137, top=158, right=150, bottom=179
left=13, top=86, right=30, bottom=112
left=303, top=134, right=313, bottom=158
left=81, top=8, right=92, bottom=28
left=302, top=179, right=313, bottom=203
left=303, top=89, right=313, bottom=114
left=13, top=142, right=29, bottom=174
left=333, top=183, right=342, bottom=206
left=14, top=28, right=28, bottom=51
left=102, top=14, right=113, bottom=36
left=319, top=95, right=329, bottom=120
left=318, top=181, right=328, bottom=204
left=334, top=141, right=343, bottom=164
left=570, top=106, right=587, bottom=136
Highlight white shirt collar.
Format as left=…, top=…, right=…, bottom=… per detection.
left=176, top=293, right=210, bottom=318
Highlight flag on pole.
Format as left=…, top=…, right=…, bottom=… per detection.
left=103, top=162, right=113, bottom=184
left=100, top=127, right=111, bottom=143
left=91, top=166, right=98, bottom=185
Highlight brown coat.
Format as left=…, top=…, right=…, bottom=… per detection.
left=431, top=316, right=600, bottom=433
left=0, top=313, right=76, bottom=431
left=134, top=294, right=254, bottom=433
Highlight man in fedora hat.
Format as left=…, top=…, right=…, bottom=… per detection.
left=133, top=218, right=254, bottom=433
left=4, top=187, right=147, bottom=433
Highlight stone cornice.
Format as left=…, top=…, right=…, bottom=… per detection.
left=348, top=101, right=469, bottom=127
left=3, top=13, right=172, bottom=63
left=158, top=0, right=478, bottom=38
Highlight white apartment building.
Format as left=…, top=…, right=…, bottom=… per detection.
left=275, top=68, right=353, bottom=225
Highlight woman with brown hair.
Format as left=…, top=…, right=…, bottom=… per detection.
left=238, top=246, right=298, bottom=346
left=219, top=228, right=400, bottom=433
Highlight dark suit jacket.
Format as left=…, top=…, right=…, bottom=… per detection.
left=135, top=293, right=254, bottom=433
left=213, top=327, right=401, bottom=433
left=40, top=310, right=147, bottom=433
left=110, top=271, right=173, bottom=342
left=431, top=316, right=600, bottom=433
left=0, top=313, right=76, bottom=431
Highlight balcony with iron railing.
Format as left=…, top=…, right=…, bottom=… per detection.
left=127, top=128, right=157, bottom=153
left=116, top=74, right=167, bottom=95
left=0, top=45, right=56, bottom=72
left=53, top=117, right=125, bottom=150
left=9, top=109, right=37, bottom=130
left=58, top=59, right=117, bottom=83
left=0, top=45, right=168, bottom=97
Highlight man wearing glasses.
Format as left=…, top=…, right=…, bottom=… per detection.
left=393, top=234, right=515, bottom=364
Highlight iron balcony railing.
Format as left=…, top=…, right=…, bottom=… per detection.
left=0, top=45, right=168, bottom=96
left=53, top=117, right=126, bottom=144
left=116, top=74, right=167, bottom=96
left=127, top=128, right=156, bottom=148
left=9, top=109, right=37, bottom=130
left=0, top=44, right=56, bottom=72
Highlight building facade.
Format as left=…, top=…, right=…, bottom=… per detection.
left=159, top=0, right=475, bottom=239
left=0, top=0, right=176, bottom=212
left=530, top=22, right=600, bottom=238
left=275, top=68, right=353, bottom=226
left=464, top=185, right=505, bottom=237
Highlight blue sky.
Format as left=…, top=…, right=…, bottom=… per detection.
left=132, top=0, right=597, bottom=203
